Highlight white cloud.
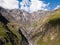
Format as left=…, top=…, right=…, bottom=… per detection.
left=30, top=0, right=49, bottom=12
left=0, top=0, right=18, bottom=9
left=20, top=0, right=50, bottom=12
left=20, top=0, right=30, bottom=12
left=0, top=0, right=50, bottom=12
left=54, top=5, right=60, bottom=10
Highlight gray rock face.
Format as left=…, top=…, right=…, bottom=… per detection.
left=0, top=7, right=51, bottom=45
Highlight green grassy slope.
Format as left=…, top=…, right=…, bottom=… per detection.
left=0, top=21, right=22, bottom=45
left=37, top=8, right=60, bottom=45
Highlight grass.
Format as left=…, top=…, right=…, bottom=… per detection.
left=0, top=22, right=22, bottom=45
left=0, top=22, right=7, bottom=36
left=47, top=9, right=60, bottom=23
left=0, top=22, right=12, bottom=45
left=7, top=23, right=22, bottom=40
left=37, top=31, right=60, bottom=45
left=37, top=9, right=60, bottom=45
left=37, top=33, right=50, bottom=45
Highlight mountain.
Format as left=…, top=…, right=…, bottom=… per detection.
left=0, top=7, right=60, bottom=45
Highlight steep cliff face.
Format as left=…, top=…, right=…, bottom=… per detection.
left=0, top=7, right=60, bottom=45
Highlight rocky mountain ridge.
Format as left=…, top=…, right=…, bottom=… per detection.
left=0, top=7, right=60, bottom=45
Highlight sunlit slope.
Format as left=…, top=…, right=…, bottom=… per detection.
left=37, top=8, right=60, bottom=45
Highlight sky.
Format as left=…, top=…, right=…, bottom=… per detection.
left=0, top=0, right=60, bottom=12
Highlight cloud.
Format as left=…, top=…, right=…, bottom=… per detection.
left=54, top=5, right=60, bottom=10
left=20, top=0, right=30, bottom=12
left=0, top=0, right=18, bottom=9
left=0, top=0, right=50, bottom=12
left=20, top=0, right=50, bottom=12
left=30, top=0, right=49, bottom=12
